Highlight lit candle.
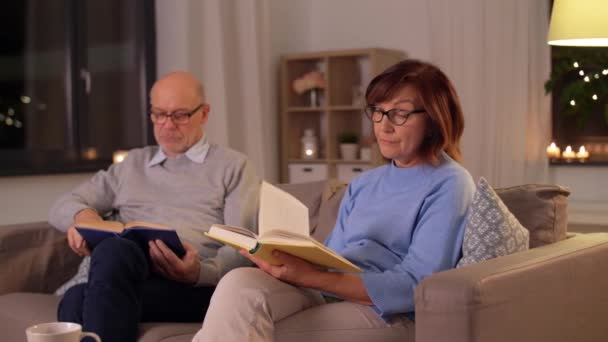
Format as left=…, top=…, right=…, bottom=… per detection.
left=562, top=145, right=576, bottom=161
left=113, top=150, right=129, bottom=163
left=546, top=142, right=561, bottom=159
left=576, top=145, right=589, bottom=162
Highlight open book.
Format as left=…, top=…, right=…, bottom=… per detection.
left=76, top=221, right=186, bottom=258
left=205, top=182, right=361, bottom=272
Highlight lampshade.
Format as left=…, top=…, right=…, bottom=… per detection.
left=548, top=0, right=608, bottom=46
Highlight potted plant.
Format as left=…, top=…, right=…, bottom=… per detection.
left=338, top=132, right=359, bottom=160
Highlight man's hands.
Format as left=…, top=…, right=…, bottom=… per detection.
left=149, top=240, right=201, bottom=285
left=67, top=226, right=91, bottom=257
left=67, top=208, right=103, bottom=257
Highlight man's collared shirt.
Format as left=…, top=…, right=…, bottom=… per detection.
left=147, top=134, right=209, bottom=167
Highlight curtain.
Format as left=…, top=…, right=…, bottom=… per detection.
left=427, top=0, right=551, bottom=187
left=156, top=0, right=277, bottom=181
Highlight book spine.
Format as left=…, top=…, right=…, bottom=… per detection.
left=249, top=242, right=262, bottom=254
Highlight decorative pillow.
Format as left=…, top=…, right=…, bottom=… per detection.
left=495, top=184, right=570, bottom=248
left=457, top=177, right=530, bottom=268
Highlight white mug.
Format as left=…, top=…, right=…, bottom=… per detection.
left=26, top=322, right=101, bottom=342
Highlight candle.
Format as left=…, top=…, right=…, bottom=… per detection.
left=113, top=150, right=129, bottom=163
left=546, top=142, right=561, bottom=159
left=562, top=145, right=575, bottom=161
left=576, top=145, right=589, bottom=161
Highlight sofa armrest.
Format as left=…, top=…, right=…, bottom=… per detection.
left=0, top=222, right=81, bottom=295
left=414, top=233, right=608, bottom=342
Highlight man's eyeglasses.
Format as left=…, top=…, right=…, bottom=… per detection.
left=364, top=105, right=426, bottom=126
left=150, top=104, right=204, bottom=125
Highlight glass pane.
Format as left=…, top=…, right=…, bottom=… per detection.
left=81, top=0, right=147, bottom=159
left=0, top=0, right=68, bottom=151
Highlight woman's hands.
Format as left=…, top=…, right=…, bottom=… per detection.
left=240, top=249, right=323, bottom=289
left=241, top=249, right=373, bottom=305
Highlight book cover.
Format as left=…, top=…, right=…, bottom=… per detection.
left=76, top=221, right=186, bottom=258
left=205, top=182, right=361, bottom=272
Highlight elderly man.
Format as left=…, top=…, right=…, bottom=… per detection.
left=49, top=72, right=259, bottom=342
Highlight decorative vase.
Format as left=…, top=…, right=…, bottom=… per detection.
left=309, top=88, right=320, bottom=107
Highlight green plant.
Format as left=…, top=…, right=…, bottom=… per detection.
left=338, top=132, right=359, bottom=144
left=544, top=46, right=608, bottom=128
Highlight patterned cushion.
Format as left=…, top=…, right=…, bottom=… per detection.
left=457, top=177, right=530, bottom=268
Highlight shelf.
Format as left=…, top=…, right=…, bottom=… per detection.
left=329, top=105, right=365, bottom=111
left=328, top=159, right=372, bottom=164
left=287, top=159, right=329, bottom=164
left=280, top=48, right=406, bottom=183
left=549, top=160, right=608, bottom=167
left=286, top=106, right=327, bottom=112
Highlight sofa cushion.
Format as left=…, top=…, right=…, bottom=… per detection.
left=0, top=222, right=81, bottom=295
left=313, top=180, right=348, bottom=242
left=278, top=180, right=325, bottom=234
left=457, top=177, right=529, bottom=267
left=278, top=179, right=348, bottom=242
left=495, top=183, right=570, bottom=248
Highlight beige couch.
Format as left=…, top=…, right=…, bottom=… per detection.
left=1, top=180, right=608, bottom=342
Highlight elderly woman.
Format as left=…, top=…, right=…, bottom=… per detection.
left=193, top=59, right=475, bottom=342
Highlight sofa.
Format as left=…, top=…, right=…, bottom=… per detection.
left=1, top=180, right=608, bottom=342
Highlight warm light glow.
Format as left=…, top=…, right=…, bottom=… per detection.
left=20, top=96, right=31, bottom=104
left=548, top=0, right=608, bottom=47
left=592, top=94, right=598, bottom=100
left=603, top=69, right=608, bottom=75
left=579, top=70, right=585, bottom=76
left=570, top=100, right=576, bottom=106
left=305, top=149, right=314, bottom=156
left=562, top=145, right=576, bottom=160
left=546, top=142, right=561, bottom=159
left=573, top=61, right=579, bottom=68
left=576, top=145, right=590, bottom=160
left=584, top=76, right=590, bottom=82
left=113, top=150, right=128, bottom=163
left=82, top=148, right=98, bottom=160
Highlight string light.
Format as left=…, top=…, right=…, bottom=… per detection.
left=584, top=76, right=590, bottom=82
left=570, top=100, right=576, bottom=106
left=573, top=61, right=579, bottom=68
left=595, top=74, right=600, bottom=79
left=579, top=70, right=585, bottom=76
left=592, top=94, right=598, bottom=100
left=603, top=69, right=608, bottom=75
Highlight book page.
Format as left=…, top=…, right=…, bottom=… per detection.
left=77, top=220, right=124, bottom=233
left=258, top=181, right=309, bottom=237
left=124, top=221, right=171, bottom=230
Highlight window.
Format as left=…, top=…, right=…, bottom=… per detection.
left=0, top=0, right=156, bottom=176
left=548, top=46, right=608, bottom=165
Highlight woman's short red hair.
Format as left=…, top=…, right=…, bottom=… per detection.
left=366, top=59, right=465, bottom=165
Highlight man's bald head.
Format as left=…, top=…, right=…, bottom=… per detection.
left=151, top=71, right=205, bottom=103
left=149, top=71, right=210, bottom=157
